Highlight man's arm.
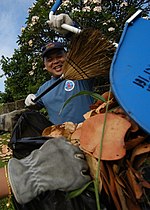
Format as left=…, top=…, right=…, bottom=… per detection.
left=0, top=167, right=10, bottom=199
left=0, top=137, right=90, bottom=204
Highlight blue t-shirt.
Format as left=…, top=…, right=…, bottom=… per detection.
left=36, top=77, right=94, bottom=124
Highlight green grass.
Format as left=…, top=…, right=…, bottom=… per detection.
left=0, top=132, right=15, bottom=210
left=0, top=199, right=15, bottom=210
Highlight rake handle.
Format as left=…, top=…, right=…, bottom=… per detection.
left=49, top=0, right=81, bottom=34
left=50, top=0, right=62, bottom=12
left=32, top=77, right=64, bottom=103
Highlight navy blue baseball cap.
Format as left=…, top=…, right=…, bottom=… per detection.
left=42, top=42, right=65, bottom=57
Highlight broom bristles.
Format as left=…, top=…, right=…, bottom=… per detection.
left=63, top=29, right=115, bottom=80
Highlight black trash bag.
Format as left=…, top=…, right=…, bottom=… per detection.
left=8, top=110, right=98, bottom=210
left=9, top=110, right=53, bottom=139
left=12, top=190, right=97, bottom=210
left=8, top=110, right=52, bottom=158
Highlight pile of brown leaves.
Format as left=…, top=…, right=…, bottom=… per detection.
left=0, top=135, right=12, bottom=163
left=42, top=92, right=150, bottom=210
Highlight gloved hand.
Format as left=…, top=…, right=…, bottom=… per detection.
left=25, top=94, right=36, bottom=106
left=47, top=13, right=73, bottom=34
left=8, top=137, right=91, bottom=204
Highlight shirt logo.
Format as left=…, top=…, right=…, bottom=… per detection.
left=64, top=80, right=75, bottom=91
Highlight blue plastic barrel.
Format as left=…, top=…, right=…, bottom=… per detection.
left=110, top=12, right=150, bottom=133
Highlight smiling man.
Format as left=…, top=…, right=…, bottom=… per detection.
left=25, top=41, right=94, bottom=125
left=42, top=42, right=66, bottom=77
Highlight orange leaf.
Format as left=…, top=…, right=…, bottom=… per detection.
left=100, top=161, right=110, bottom=196
left=115, top=172, right=142, bottom=210
left=42, top=122, right=77, bottom=139
left=125, top=136, right=145, bottom=150
left=115, top=179, right=129, bottom=210
left=127, top=160, right=150, bottom=189
left=125, top=198, right=142, bottom=210
left=140, top=179, right=150, bottom=189
left=126, top=167, right=143, bottom=200
left=133, top=154, right=149, bottom=170
left=71, top=126, right=82, bottom=140
left=131, top=143, right=150, bottom=163
left=80, top=113, right=131, bottom=160
left=127, top=118, right=139, bottom=133
left=119, top=175, right=142, bottom=209
left=105, top=163, right=122, bottom=210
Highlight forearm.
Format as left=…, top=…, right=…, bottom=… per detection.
left=0, top=167, right=10, bottom=199
left=0, top=138, right=90, bottom=205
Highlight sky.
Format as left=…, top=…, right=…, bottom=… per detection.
left=0, top=0, right=36, bottom=92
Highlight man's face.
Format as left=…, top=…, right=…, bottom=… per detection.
left=44, top=49, right=66, bottom=77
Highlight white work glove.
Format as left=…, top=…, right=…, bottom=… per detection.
left=25, top=94, right=36, bottom=106
left=8, top=137, right=91, bottom=204
left=47, top=13, right=73, bottom=34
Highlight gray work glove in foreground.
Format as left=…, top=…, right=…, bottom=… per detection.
left=8, top=137, right=90, bottom=204
left=47, top=13, right=73, bottom=34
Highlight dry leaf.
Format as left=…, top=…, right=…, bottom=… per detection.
left=115, top=179, right=129, bottom=210
left=105, top=163, right=122, bottom=210
left=2, top=144, right=9, bottom=154
left=80, top=113, right=131, bottom=160
left=0, top=144, right=12, bottom=162
left=42, top=122, right=77, bottom=139
left=125, top=136, right=145, bottom=150
left=113, top=107, right=126, bottom=115
left=100, top=161, right=110, bottom=196
left=63, top=122, right=77, bottom=133
left=71, top=126, right=81, bottom=140
left=126, top=167, right=143, bottom=200
left=131, top=143, right=150, bottom=163
left=83, top=110, right=94, bottom=119
left=127, top=160, right=150, bottom=189
left=127, top=118, right=139, bottom=133
left=95, top=98, right=115, bottom=114
left=42, top=125, right=63, bottom=137
left=85, top=153, right=102, bottom=192
left=133, top=154, right=149, bottom=170
left=125, top=198, right=142, bottom=210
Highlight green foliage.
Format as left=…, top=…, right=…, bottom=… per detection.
left=0, top=0, right=150, bottom=102
left=67, top=180, right=94, bottom=199
left=0, top=199, right=15, bottom=210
